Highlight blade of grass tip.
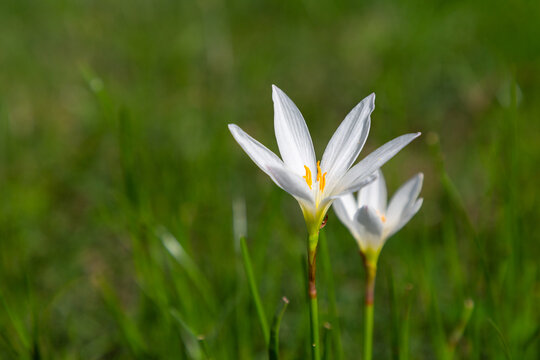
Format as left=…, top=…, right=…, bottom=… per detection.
left=269, top=297, right=290, bottom=360
left=240, top=237, right=270, bottom=344
left=448, top=299, right=474, bottom=357
left=322, top=322, right=332, bottom=360
left=232, top=197, right=251, bottom=359
left=159, top=227, right=216, bottom=312
left=197, top=335, right=212, bottom=360
left=170, top=309, right=208, bottom=360
left=487, top=318, right=513, bottom=360
left=319, top=230, right=344, bottom=360
left=79, top=65, right=114, bottom=122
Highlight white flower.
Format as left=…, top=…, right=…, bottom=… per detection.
left=229, top=85, right=420, bottom=235
left=333, top=170, right=423, bottom=257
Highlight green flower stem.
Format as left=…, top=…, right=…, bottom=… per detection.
left=308, top=232, right=321, bottom=360
left=362, top=252, right=378, bottom=360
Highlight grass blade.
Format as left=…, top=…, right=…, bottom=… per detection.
left=159, top=227, right=216, bottom=312
left=240, top=237, right=269, bottom=344
left=269, top=296, right=290, bottom=360
left=170, top=309, right=209, bottom=360
left=448, top=299, right=474, bottom=356
left=487, top=318, right=513, bottom=360
left=322, top=322, right=332, bottom=360
left=399, top=284, right=414, bottom=360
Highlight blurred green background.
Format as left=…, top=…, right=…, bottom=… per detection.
left=0, top=0, right=539, bottom=359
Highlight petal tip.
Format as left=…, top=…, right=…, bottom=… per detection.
left=228, top=123, right=240, bottom=133
left=271, top=84, right=283, bottom=96
left=416, top=172, right=424, bottom=187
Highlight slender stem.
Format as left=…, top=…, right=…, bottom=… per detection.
left=308, top=232, right=320, bottom=360
left=361, top=252, right=377, bottom=360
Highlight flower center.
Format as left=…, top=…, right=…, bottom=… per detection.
left=302, top=161, right=327, bottom=192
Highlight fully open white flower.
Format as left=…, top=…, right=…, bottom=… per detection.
left=229, top=85, right=420, bottom=235
left=334, top=170, right=423, bottom=257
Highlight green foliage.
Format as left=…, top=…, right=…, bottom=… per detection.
left=0, top=0, right=539, bottom=358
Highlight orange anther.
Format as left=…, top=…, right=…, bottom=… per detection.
left=303, top=165, right=312, bottom=189
left=316, top=161, right=327, bottom=191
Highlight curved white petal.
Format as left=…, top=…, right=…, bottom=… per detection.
left=354, top=206, right=385, bottom=250
left=333, top=193, right=357, bottom=225
left=386, top=198, right=423, bottom=238
left=320, top=93, right=374, bottom=186
left=386, top=173, right=423, bottom=234
left=334, top=133, right=421, bottom=195
left=228, top=123, right=284, bottom=179
left=272, top=85, right=316, bottom=176
left=229, top=123, right=313, bottom=204
left=266, top=165, right=314, bottom=205
left=357, top=169, right=387, bottom=213
left=330, top=173, right=378, bottom=199
left=333, top=194, right=364, bottom=244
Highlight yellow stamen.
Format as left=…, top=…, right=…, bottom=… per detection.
left=380, top=215, right=386, bottom=223
left=303, top=165, right=312, bottom=189
left=316, top=161, right=327, bottom=191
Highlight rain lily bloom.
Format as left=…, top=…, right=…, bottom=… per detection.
left=333, top=170, right=424, bottom=261
left=228, top=85, right=420, bottom=237
left=229, top=85, right=420, bottom=359
left=333, top=170, right=423, bottom=360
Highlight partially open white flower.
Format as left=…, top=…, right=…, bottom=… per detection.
left=334, top=170, right=423, bottom=258
left=229, top=85, right=420, bottom=235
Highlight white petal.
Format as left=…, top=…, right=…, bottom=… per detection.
left=266, top=165, right=315, bottom=204
left=320, top=93, right=374, bottom=185
left=334, top=133, right=421, bottom=195
left=229, top=123, right=284, bottom=179
left=229, top=123, right=313, bottom=204
left=354, top=206, right=385, bottom=250
left=386, top=173, right=423, bottom=235
left=333, top=193, right=357, bottom=225
left=357, top=169, right=387, bottom=213
left=272, top=85, right=316, bottom=176
left=386, top=198, right=423, bottom=238
left=330, top=173, right=378, bottom=199
left=333, top=194, right=364, bottom=244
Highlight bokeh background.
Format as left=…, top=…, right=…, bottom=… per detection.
left=1, top=0, right=539, bottom=359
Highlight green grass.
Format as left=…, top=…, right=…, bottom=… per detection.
left=0, top=0, right=539, bottom=358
